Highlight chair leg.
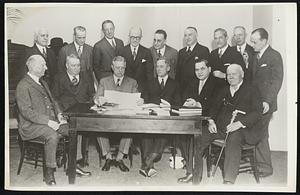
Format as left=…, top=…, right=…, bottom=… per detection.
left=42, top=149, right=46, bottom=181
left=129, top=147, right=133, bottom=168
left=17, top=145, right=25, bottom=175
left=34, top=150, right=39, bottom=169
left=251, top=148, right=260, bottom=183
left=207, top=145, right=212, bottom=178
left=172, top=138, right=176, bottom=170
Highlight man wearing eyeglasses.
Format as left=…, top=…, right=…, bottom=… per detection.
left=120, top=27, right=154, bottom=96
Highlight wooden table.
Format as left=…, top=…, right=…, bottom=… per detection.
left=64, top=103, right=209, bottom=185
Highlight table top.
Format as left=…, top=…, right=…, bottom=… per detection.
left=64, top=103, right=210, bottom=121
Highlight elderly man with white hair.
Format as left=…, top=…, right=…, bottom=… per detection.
left=197, top=64, right=263, bottom=184
left=24, top=27, right=57, bottom=87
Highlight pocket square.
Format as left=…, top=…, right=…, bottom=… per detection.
left=195, top=56, right=199, bottom=60
left=142, top=59, right=146, bottom=63
left=260, top=64, right=267, bottom=67
left=224, top=63, right=230, bottom=66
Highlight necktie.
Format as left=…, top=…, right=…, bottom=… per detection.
left=42, top=48, right=47, bottom=58
left=257, top=53, right=261, bottom=60
left=218, top=49, right=223, bottom=58
left=238, top=46, right=242, bottom=54
left=133, top=47, right=137, bottom=60
left=71, top=76, right=78, bottom=86
left=160, top=78, right=164, bottom=90
left=112, top=40, right=116, bottom=49
left=78, top=46, right=82, bottom=58
left=187, top=47, right=192, bottom=55
left=116, top=78, right=121, bottom=86
left=198, top=80, right=204, bottom=95
left=157, top=50, right=162, bottom=57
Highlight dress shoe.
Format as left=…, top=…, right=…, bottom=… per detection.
left=258, top=171, right=273, bottom=178
left=223, top=180, right=234, bottom=184
left=44, top=167, right=56, bottom=186
left=102, top=159, right=112, bottom=171
left=77, top=158, right=89, bottom=168
left=139, top=168, right=148, bottom=177
left=177, top=173, right=193, bottom=183
left=76, top=167, right=91, bottom=177
left=116, top=160, right=129, bottom=172
left=147, top=168, right=157, bottom=177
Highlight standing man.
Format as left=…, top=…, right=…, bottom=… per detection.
left=233, top=26, right=255, bottom=82
left=177, top=59, right=218, bottom=183
left=94, top=56, right=143, bottom=172
left=57, top=26, right=94, bottom=79
left=52, top=54, right=95, bottom=168
left=208, top=28, right=245, bottom=89
left=24, top=27, right=57, bottom=87
left=250, top=28, right=283, bottom=177
left=140, top=57, right=181, bottom=177
left=176, top=27, right=210, bottom=95
left=149, top=29, right=178, bottom=79
left=93, top=20, right=124, bottom=81
left=120, top=27, right=154, bottom=95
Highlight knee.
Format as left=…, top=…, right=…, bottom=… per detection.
left=46, top=132, right=59, bottom=145
left=226, top=131, right=243, bottom=147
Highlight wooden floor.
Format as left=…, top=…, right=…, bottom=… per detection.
left=7, top=138, right=287, bottom=191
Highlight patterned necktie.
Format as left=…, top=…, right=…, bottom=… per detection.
left=218, top=49, right=223, bottom=58
left=116, top=78, right=121, bottom=87
left=71, top=76, right=78, bottom=86
left=112, top=40, right=116, bottom=49
left=78, top=46, right=82, bottom=57
left=160, top=78, right=164, bottom=90
left=238, top=46, right=242, bottom=54
left=42, top=48, right=47, bottom=58
left=158, top=49, right=162, bottom=57
left=133, top=47, right=137, bottom=60
left=187, top=47, right=192, bottom=55
left=257, top=53, right=261, bottom=60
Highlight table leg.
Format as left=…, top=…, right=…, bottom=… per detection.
left=192, top=134, right=202, bottom=185
left=68, top=119, right=77, bottom=184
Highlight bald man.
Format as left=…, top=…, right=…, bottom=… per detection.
left=24, top=27, right=57, bottom=87
left=120, top=27, right=154, bottom=95
left=195, top=64, right=262, bottom=184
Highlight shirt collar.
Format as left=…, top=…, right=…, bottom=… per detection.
left=113, top=75, right=124, bottom=85
left=230, top=80, right=243, bottom=96
left=219, top=44, right=229, bottom=54
left=130, top=44, right=139, bottom=53
left=35, top=43, right=46, bottom=54
left=158, top=74, right=168, bottom=84
left=237, top=42, right=247, bottom=53
left=186, top=42, right=197, bottom=52
left=199, top=76, right=208, bottom=85
left=157, top=45, right=166, bottom=56
left=259, top=44, right=269, bottom=57
left=74, top=41, right=81, bottom=51
left=105, top=37, right=116, bottom=46
left=67, top=71, right=79, bottom=81
left=27, top=72, right=41, bottom=85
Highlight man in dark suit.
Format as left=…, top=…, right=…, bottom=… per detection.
left=250, top=28, right=284, bottom=177
left=52, top=54, right=95, bottom=168
left=233, top=26, right=255, bottom=82
left=24, top=27, right=57, bottom=87
left=140, top=57, right=181, bottom=177
left=120, top=27, right=154, bottom=95
left=15, top=55, right=90, bottom=186
left=93, top=20, right=124, bottom=81
left=94, top=56, right=144, bottom=172
left=176, top=27, right=210, bottom=95
left=57, top=26, right=94, bottom=81
left=177, top=59, right=218, bottom=183
left=149, top=29, right=178, bottom=79
left=201, top=64, right=262, bottom=184
left=208, top=28, right=245, bottom=89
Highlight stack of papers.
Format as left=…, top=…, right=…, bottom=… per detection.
left=172, top=107, right=202, bottom=116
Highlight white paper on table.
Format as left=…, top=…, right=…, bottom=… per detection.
left=104, top=90, right=141, bottom=108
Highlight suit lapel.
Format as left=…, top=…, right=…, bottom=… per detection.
left=103, top=38, right=115, bottom=58
left=184, top=43, right=199, bottom=62
left=70, top=43, right=80, bottom=58
left=24, top=75, right=47, bottom=96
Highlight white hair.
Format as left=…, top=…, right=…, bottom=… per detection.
left=33, top=27, right=48, bottom=44
left=227, top=64, right=244, bottom=77
left=129, top=26, right=142, bottom=37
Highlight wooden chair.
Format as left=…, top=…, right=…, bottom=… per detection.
left=206, top=139, right=260, bottom=183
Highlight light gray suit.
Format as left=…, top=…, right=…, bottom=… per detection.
left=149, top=45, right=178, bottom=79
left=94, top=75, right=138, bottom=156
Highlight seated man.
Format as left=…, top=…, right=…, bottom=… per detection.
left=177, top=59, right=218, bottom=183
left=94, top=56, right=143, bottom=172
left=15, top=55, right=90, bottom=186
left=52, top=54, right=95, bottom=168
left=140, top=57, right=181, bottom=177
left=202, top=64, right=262, bottom=184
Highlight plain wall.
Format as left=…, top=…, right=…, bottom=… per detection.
left=6, top=4, right=290, bottom=151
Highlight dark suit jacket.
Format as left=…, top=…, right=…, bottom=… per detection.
left=182, top=75, right=218, bottom=116
left=208, top=45, right=245, bottom=88
left=57, top=42, right=94, bottom=76
left=51, top=71, right=95, bottom=111
left=210, top=82, right=263, bottom=144
left=120, top=44, right=154, bottom=95
left=93, top=37, right=124, bottom=81
left=252, top=46, right=283, bottom=113
left=15, top=74, right=61, bottom=140
left=149, top=45, right=178, bottom=79
left=234, top=44, right=255, bottom=82
left=24, top=44, right=57, bottom=87
left=144, top=77, right=181, bottom=107
left=176, top=43, right=210, bottom=93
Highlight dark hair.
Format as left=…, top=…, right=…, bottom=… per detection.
left=186, top=26, right=197, bottom=33
left=102, top=20, right=114, bottom=30
left=195, top=59, right=211, bottom=67
left=252, top=28, right=269, bottom=40
left=155, top=29, right=167, bottom=39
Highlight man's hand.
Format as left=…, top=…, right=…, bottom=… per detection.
left=137, top=98, right=144, bottom=106
left=57, top=113, right=67, bottom=124
left=213, top=70, right=226, bottom=79
left=226, top=121, right=244, bottom=133
left=183, top=98, right=196, bottom=107
left=48, top=120, right=60, bottom=131
left=262, top=102, right=270, bottom=114
left=208, top=119, right=217, bottom=134
left=94, top=96, right=107, bottom=106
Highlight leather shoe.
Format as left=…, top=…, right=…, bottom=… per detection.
left=44, top=167, right=56, bottom=186
left=223, top=180, right=234, bottom=184
left=258, top=171, right=273, bottom=178
left=102, top=159, right=112, bottom=171
left=77, top=158, right=89, bottom=168
left=116, top=160, right=129, bottom=172
left=76, top=167, right=91, bottom=177
left=177, top=173, right=193, bottom=183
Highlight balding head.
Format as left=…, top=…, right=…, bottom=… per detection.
left=226, top=64, right=244, bottom=87
left=26, top=55, right=47, bottom=78
left=34, top=27, right=49, bottom=47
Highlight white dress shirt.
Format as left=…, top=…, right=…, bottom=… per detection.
left=230, top=81, right=243, bottom=97
left=237, top=42, right=247, bottom=54
left=105, top=37, right=116, bottom=48
left=186, top=42, right=197, bottom=52
left=36, top=44, right=47, bottom=56
left=218, top=44, right=229, bottom=56
left=27, top=72, right=41, bottom=85
left=158, top=75, right=168, bottom=86
left=130, top=45, right=139, bottom=55
left=258, top=44, right=269, bottom=59
left=74, top=41, right=82, bottom=54
left=113, top=75, right=124, bottom=86
left=198, top=77, right=208, bottom=94
left=67, top=72, right=80, bottom=83
left=157, top=45, right=166, bottom=56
